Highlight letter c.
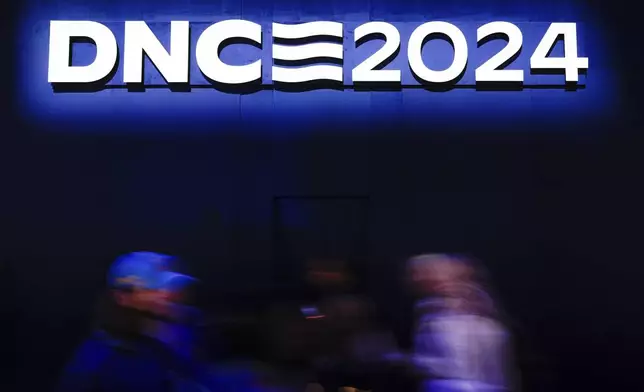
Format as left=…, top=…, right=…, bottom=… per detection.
left=195, top=20, right=262, bottom=84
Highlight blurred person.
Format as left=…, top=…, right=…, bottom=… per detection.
left=56, top=251, right=212, bottom=392
left=303, top=259, right=360, bottom=362
left=303, top=259, right=396, bottom=391
left=404, top=253, right=517, bottom=392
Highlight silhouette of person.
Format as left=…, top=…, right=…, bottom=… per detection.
left=406, top=254, right=515, bottom=392
left=56, top=251, right=212, bottom=392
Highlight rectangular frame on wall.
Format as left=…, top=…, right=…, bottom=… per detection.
left=271, top=195, right=370, bottom=290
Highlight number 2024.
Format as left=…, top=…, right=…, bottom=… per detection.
left=352, top=22, right=588, bottom=84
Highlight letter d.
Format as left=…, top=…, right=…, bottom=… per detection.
left=48, top=21, right=118, bottom=84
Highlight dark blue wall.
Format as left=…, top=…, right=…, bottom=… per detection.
left=6, top=0, right=644, bottom=391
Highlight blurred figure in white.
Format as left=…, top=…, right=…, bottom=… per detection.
left=406, top=254, right=517, bottom=392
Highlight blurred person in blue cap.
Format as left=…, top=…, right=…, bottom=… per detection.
left=56, top=251, right=213, bottom=392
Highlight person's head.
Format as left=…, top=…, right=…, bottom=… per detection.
left=97, top=251, right=201, bottom=337
left=407, top=253, right=500, bottom=317
left=406, top=253, right=475, bottom=296
left=306, top=259, right=352, bottom=292
left=106, top=251, right=181, bottom=318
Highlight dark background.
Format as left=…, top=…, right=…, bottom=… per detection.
left=4, top=0, right=644, bottom=391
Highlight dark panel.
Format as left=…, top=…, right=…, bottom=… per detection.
left=272, top=196, right=370, bottom=290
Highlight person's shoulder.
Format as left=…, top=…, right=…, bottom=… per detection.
left=68, top=332, right=116, bottom=368
left=56, top=333, right=118, bottom=391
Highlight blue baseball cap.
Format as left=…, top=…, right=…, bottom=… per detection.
left=161, top=272, right=199, bottom=293
left=107, top=251, right=178, bottom=290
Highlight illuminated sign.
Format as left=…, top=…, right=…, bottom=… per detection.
left=48, top=20, right=588, bottom=91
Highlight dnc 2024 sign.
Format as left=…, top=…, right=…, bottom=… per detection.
left=48, top=19, right=588, bottom=90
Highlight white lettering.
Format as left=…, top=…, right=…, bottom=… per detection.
left=48, top=21, right=118, bottom=83
left=195, top=19, right=262, bottom=84
left=123, top=21, right=190, bottom=84
left=46, top=19, right=587, bottom=90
